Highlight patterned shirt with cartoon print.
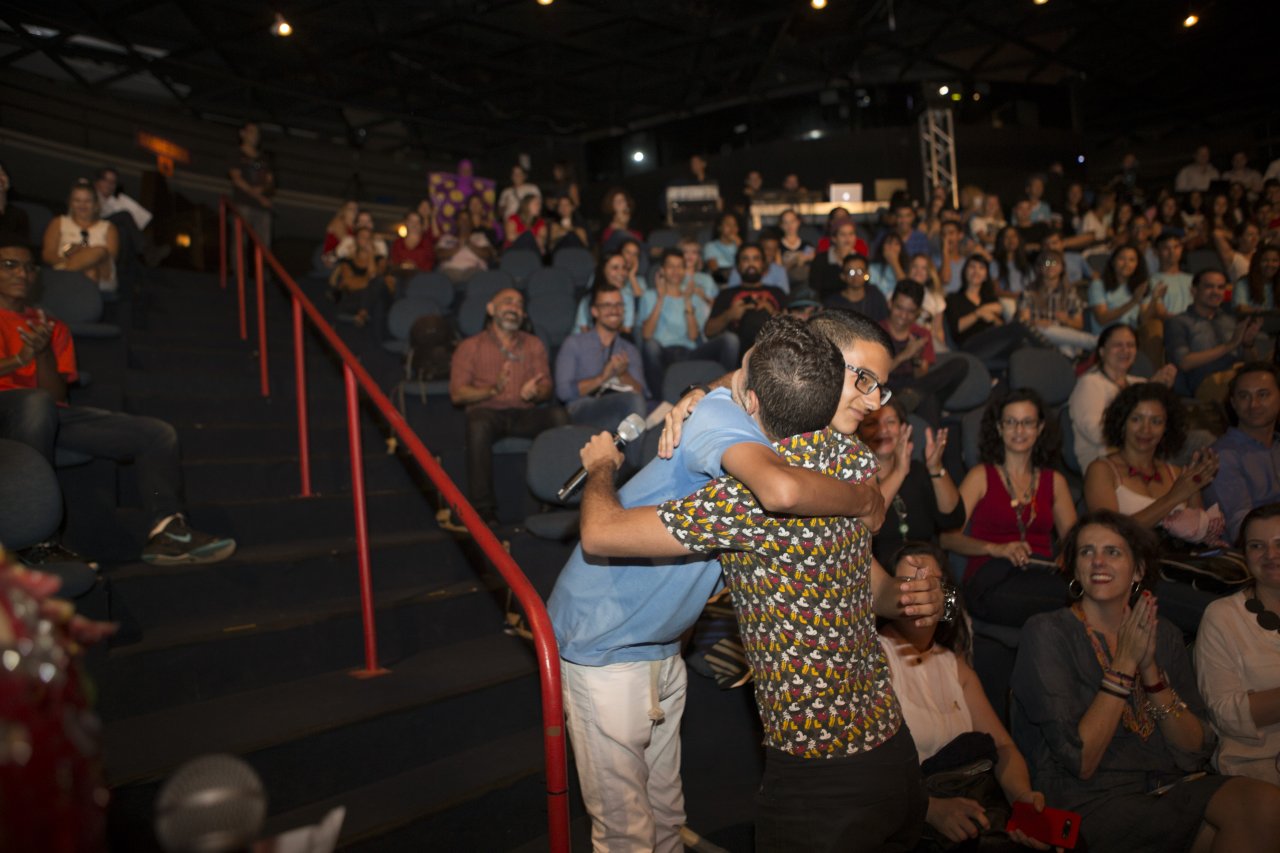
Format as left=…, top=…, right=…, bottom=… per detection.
left=658, top=428, right=902, bottom=758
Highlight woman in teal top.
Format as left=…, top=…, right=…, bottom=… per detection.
left=1232, top=245, right=1280, bottom=314
left=1086, top=245, right=1157, bottom=334
left=702, top=212, right=742, bottom=283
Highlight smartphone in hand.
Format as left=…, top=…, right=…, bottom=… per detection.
left=1006, top=800, right=1081, bottom=849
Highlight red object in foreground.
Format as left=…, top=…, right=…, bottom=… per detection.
left=219, top=201, right=570, bottom=852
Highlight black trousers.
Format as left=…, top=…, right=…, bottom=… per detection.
left=465, top=405, right=568, bottom=516
left=755, top=726, right=927, bottom=853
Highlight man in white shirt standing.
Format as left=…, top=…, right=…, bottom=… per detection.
left=94, top=167, right=167, bottom=268
left=1222, top=151, right=1264, bottom=199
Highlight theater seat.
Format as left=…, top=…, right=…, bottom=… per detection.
left=523, top=424, right=598, bottom=540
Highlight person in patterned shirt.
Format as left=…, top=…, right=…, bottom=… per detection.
left=578, top=311, right=935, bottom=851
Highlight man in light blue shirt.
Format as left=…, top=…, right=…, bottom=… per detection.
left=555, top=286, right=648, bottom=430
left=548, top=316, right=890, bottom=853
left=1206, top=362, right=1280, bottom=540
left=638, top=249, right=739, bottom=395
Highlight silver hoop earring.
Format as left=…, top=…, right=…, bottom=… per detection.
left=1068, top=579, right=1084, bottom=600
left=1131, top=581, right=1141, bottom=597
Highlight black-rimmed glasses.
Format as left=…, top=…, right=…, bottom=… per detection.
left=847, top=365, right=892, bottom=403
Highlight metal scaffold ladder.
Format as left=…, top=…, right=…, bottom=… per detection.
left=919, top=108, right=959, bottom=208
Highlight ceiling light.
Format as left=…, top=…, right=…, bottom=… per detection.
left=972, top=92, right=981, bottom=101
left=271, top=13, right=292, bottom=36
left=631, top=151, right=645, bottom=163
left=1182, top=13, right=1199, bottom=26
left=950, top=92, right=962, bottom=101
left=938, top=85, right=949, bottom=96
left=1077, top=155, right=1086, bottom=164
left=397, top=224, right=408, bottom=238
left=1033, top=0, right=1049, bottom=5
left=811, top=0, right=828, bottom=9
left=537, top=0, right=554, bottom=5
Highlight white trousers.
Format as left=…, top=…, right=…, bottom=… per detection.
left=561, top=655, right=688, bottom=853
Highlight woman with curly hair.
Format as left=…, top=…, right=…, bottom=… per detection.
left=942, top=388, right=1078, bottom=627
left=1011, top=509, right=1280, bottom=853
left=599, top=187, right=642, bottom=250
left=1083, top=381, right=1238, bottom=631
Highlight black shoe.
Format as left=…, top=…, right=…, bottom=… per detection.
left=141, top=515, right=236, bottom=566
left=18, top=539, right=99, bottom=572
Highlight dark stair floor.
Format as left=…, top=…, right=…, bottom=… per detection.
left=86, top=265, right=762, bottom=851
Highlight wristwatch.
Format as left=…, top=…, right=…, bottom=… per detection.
left=939, top=586, right=958, bottom=624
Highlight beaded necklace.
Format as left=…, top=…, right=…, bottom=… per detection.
left=998, top=464, right=1039, bottom=545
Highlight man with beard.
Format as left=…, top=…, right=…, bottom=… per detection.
left=705, top=243, right=788, bottom=353
left=449, top=287, right=565, bottom=527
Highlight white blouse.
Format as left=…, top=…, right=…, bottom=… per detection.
left=1195, top=591, right=1280, bottom=786
left=56, top=216, right=116, bottom=293
left=879, top=633, right=973, bottom=762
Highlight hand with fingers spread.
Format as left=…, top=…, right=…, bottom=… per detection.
left=893, top=423, right=914, bottom=473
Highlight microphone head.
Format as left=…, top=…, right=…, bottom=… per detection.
left=155, top=754, right=266, bottom=853
left=616, top=413, right=646, bottom=444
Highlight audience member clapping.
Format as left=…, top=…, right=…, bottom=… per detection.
left=547, top=195, right=588, bottom=252
left=1232, top=243, right=1280, bottom=313
left=860, top=406, right=962, bottom=567
left=1012, top=509, right=1280, bottom=853
left=573, top=252, right=635, bottom=334
left=1086, top=245, right=1155, bottom=335
left=599, top=187, right=641, bottom=250
left=945, top=255, right=1046, bottom=369
left=321, top=200, right=357, bottom=265
left=390, top=210, right=436, bottom=273
left=702, top=211, right=742, bottom=283
left=637, top=248, right=738, bottom=395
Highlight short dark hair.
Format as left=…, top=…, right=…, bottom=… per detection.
left=891, top=279, right=925, bottom=307
left=735, top=242, right=764, bottom=267
left=1102, top=382, right=1187, bottom=459
left=661, top=247, right=684, bottom=265
left=978, top=388, right=1058, bottom=467
left=841, top=252, right=870, bottom=268
left=1154, top=231, right=1182, bottom=248
left=889, top=541, right=972, bottom=656
left=1060, top=509, right=1160, bottom=595
left=0, top=232, right=34, bottom=254
left=747, top=315, right=844, bottom=440
left=1096, top=323, right=1137, bottom=351
left=808, top=307, right=894, bottom=354
left=1240, top=502, right=1280, bottom=551
left=1191, top=267, right=1226, bottom=289
left=1227, top=361, right=1280, bottom=427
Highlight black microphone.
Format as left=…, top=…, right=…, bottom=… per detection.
left=558, top=413, right=646, bottom=501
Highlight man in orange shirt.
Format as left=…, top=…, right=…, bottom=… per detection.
left=0, top=235, right=235, bottom=568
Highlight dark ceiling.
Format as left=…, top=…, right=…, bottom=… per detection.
left=0, top=0, right=1268, bottom=158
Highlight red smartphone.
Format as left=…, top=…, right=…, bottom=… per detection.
left=1006, top=800, right=1082, bottom=849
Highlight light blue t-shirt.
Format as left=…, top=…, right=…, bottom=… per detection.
left=869, top=262, right=898, bottom=299
left=1152, top=271, right=1194, bottom=315
left=548, top=390, right=770, bottom=665
left=638, top=290, right=711, bottom=349
left=1232, top=276, right=1274, bottom=311
left=703, top=239, right=740, bottom=271
left=1087, top=277, right=1145, bottom=333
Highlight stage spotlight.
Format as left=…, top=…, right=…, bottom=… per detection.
left=631, top=151, right=645, bottom=163
left=1182, top=13, right=1199, bottom=27
left=811, top=0, right=828, bottom=9
left=271, top=13, right=292, bottom=37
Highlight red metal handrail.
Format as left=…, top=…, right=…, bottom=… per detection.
left=219, top=198, right=570, bottom=851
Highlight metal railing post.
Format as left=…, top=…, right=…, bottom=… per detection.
left=255, top=244, right=270, bottom=398
left=235, top=217, right=246, bottom=340
left=218, top=199, right=227, bottom=290
left=344, top=364, right=386, bottom=678
left=293, top=296, right=312, bottom=497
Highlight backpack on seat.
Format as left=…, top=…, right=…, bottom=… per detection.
left=407, top=314, right=457, bottom=382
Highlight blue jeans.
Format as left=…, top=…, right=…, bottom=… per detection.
left=56, top=405, right=184, bottom=527
left=0, top=389, right=58, bottom=459
left=639, top=334, right=740, bottom=402
left=566, top=392, right=647, bottom=432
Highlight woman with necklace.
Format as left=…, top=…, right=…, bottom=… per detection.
left=878, top=543, right=1053, bottom=851
left=1067, top=324, right=1176, bottom=472
left=942, top=388, right=1077, bottom=627
left=1196, top=502, right=1280, bottom=786
left=1011, top=510, right=1280, bottom=853
left=858, top=399, right=963, bottom=568
left=1084, top=381, right=1241, bottom=633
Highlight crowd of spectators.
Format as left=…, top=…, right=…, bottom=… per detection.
left=343, top=142, right=1280, bottom=849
